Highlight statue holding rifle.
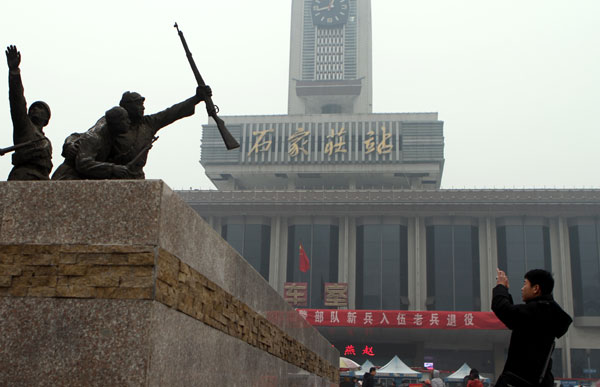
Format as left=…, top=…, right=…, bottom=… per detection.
left=52, top=23, right=227, bottom=180
left=4, top=45, right=53, bottom=180
left=53, top=85, right=212, bottom=180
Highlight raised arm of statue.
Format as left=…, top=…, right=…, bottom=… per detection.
left=145, top=86, right=212, bottom=133
left=5, top=46, right=28, bottom=136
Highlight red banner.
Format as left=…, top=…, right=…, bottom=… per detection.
left=296, top=309, right=507, bottom=330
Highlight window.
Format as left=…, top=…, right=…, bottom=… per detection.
left=568, top=219, right=600, bottom=317
left=497, top=218, right=552, bottom=302
left=321, top=104, right=342, bottom=114
left=356, top=223, right=408, bottom=310
left=222, top=218, right=271, bottom=281
left=287, top=222, right=339, bottom=308
left=426, top=220, right=480, bottom=311
left=570, top=349, right=600, bottom=379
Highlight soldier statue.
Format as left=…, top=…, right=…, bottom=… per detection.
left=4, top=45, right=52, bottom=180
left=52, top=86, right=211, bottom=180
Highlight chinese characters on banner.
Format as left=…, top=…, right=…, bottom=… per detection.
left=247, top=126, right=394, bottom=159
left=343, top=345, right=375, bottom=357
left=324, top=283, right=348, bottom=307
left=295, top=309, right=507, bottom=330
left=283, top=282, right=308, bottom=307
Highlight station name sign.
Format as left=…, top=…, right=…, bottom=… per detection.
left=246, top=125, right=397, bottom=160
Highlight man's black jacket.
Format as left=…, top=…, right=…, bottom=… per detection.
left=362, top=372, right=375, bottom=387
left=492, top=285, right=572, bottom=386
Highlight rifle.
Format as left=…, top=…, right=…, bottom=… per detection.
left=0, top=139, right=41, bottom=156
left=174, top=23, right=240, bottom=150
left=126, top=136, right=159, bottom=170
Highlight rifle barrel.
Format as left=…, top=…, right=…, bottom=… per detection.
left=174, top=23, right=240, bottom=150
left=0, top=139, right=37, bottom=156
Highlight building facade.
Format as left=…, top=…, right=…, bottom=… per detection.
left=179, top=189, right=600, bottom=381
left=182, top=0, right=600, bottom=383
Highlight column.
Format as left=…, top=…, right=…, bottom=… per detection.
left=409, top=216, right=426, bottom=310
left=479, top=216, right=497, bottom=311
left=269, top=217, right=281, bottom=291
left=277, top=217, right=289, bottom=294
left=347, top=217, right=357, bottom=309
left=338, top=216, right=349, bottom=284
left=407, top=217, right=417, bottom=310
left=555, top=217, right=573, bottom=377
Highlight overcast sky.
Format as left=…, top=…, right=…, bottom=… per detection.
left=1, top=1, right=599, bottom=190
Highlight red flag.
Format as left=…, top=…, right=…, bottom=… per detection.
left=299, top=243, right=310, bottom=273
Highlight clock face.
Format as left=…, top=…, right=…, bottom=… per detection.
left=311, top=0, right=349, bottom=27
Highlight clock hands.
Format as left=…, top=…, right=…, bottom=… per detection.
left=314, top=0, right=336, bottom=11
left=312, top=0, right=348, bottom=25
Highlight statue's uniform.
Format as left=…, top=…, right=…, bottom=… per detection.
left=109, top=96, right=198, bottom=179
left=52, top=96, right=198, bottom=180
left=7, top=68, right=52, bottom=180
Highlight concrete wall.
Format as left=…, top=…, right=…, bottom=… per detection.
left=0, top=180, right=338, bottom=386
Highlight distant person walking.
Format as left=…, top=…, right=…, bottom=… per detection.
left=492, top=268, right=572, bottom=386
left=362, top=367, right=376, bottom=387
left=431, top=370, right=445, bottom=387
left=466, top=369, right=483, bottom=387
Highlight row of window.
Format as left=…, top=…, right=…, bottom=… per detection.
left=315, top=72, right=344, bottom=80
left=221, top=220, right=600, bottom=316
left=317, top=46, right=343, bottom=54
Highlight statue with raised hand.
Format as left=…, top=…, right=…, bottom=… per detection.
left=4, top=45, right=52, bottom=180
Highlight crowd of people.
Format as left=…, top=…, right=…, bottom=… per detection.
left=340, top=367, right=485, bottom=387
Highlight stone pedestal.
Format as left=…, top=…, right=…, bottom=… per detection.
left=0, top=180, right=338, bottom=386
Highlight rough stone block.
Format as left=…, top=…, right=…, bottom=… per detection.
left=56, top=285, right=96, bottom=298
left=0, top=181, right=338, bottom=386
left=58, top=264, right=88, bottom=276
left=0, top=264, right=21, bottom=276
left=0, top=276, right=12, bottom=287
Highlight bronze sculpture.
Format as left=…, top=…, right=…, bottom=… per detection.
left=4, top=45, right=52, bottom=180
left=52, top=107, right=132, bottom=180
left=52, top=86, right=212, bottom=180
left=6, top=25, right=233, bottom=181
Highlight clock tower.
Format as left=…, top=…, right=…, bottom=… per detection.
left=288, top=0, right=373, bottom=114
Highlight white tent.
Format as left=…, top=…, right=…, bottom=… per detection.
left=445, top=363, right=490, bottom=383
left=340, top=359, right=374, bottom=377
left=377, top=356, right=422, bottom=378
left=360, top=359, right=376, bottom=372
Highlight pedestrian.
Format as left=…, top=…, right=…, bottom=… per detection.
left=363, top=367, right=376, bottom=387
left=492, top=268, right=572, bottom=386
left=431, top=370, right=445, bottom=387
left=462, top=374, right=470, bottom=387
left=466, top=369, right=483, bottom=387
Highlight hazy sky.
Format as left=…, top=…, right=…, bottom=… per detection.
left=1, top=1, right=599, bottom=190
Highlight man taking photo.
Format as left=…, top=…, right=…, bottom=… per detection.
left=492, top=268, right=572, bottom=386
